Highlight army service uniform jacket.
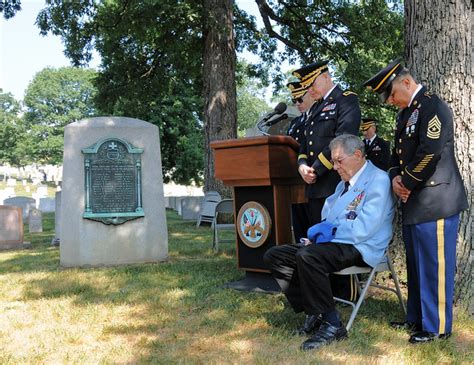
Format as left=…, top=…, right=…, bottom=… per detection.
left=286, top=113, right=307, bottom=144
left=298, top=86, right=361, bottom=199
left=388, top=86, right=468, bottom=225
left=365, top=135, right=390, bottom=171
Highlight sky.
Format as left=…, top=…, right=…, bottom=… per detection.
left=0, top=0, right=283, bottom=102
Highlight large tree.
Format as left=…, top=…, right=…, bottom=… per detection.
left=0, top=90, right=26, bottom=166
left=404, top=0, right=473, bottom=309
left=202, top=0, right=237, bottom=194
left=22, top=66, right=97, bottom=164
left=36, top=0, right=227, bottom=186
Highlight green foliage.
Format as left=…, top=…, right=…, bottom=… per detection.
left=33, top=0, right=404, bottom=181
left=236, top=60, right=271, bottom=136
left=252, top=0, right=405, bottom=140
left=22, top=66, right=98, bottom=165
left=0, top=0, right=21, bottom=19
left=0, top=90, right=27, bottom=166
left=36, top=0, right=205, bottom=184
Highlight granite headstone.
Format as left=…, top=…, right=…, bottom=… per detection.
left=28, top=208, right=43, bottom=233
left=4, top=196, right=36, bottom=222
left=0, top=206, right=24, bottom=250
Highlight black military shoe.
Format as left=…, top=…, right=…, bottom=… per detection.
left=300, top=321, right=348, bottom=351
left=390, top=321, right=421, bottom=333
left=409, top=331, right=451, bottom=344
left=294, top=314, right=323, bottom=336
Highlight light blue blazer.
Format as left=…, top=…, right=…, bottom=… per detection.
left=322, top=161, right=394, bottom=267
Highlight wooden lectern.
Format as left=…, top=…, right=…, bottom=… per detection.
left=211, top=136, right=306, bottom=273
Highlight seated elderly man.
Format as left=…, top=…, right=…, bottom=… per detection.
left=264, top=134, right=394, bottom=351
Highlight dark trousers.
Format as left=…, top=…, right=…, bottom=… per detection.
left=307, top=197, right=357, bottom=302
left=263, top=243, right=366, bottom=315
left=402, top=214, right=459, bottom=334
left=291, top=203, right=310, bottom=243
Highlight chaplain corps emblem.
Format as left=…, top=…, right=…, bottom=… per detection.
left=237, top=201, right=272, bottom=248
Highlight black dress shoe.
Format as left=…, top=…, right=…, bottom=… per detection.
left=390, top=321, right=421, bottom=332
left=300, top=321, right=348, bottom=351
left=294, top=314, right=323, bottom=336
left=409, top=331, right=451, bottom=344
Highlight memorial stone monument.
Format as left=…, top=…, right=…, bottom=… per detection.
left=60, top=117, right=168, bottom=267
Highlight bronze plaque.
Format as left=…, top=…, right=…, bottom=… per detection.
left=82, top=138, right=144, bottom=225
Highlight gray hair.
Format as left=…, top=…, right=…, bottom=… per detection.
left=329, top=134, right=365, bottom=155
left=393, top=67, right=412, bottom=83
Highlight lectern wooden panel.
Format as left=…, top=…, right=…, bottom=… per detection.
left=211, top=136, right=305, bottom=273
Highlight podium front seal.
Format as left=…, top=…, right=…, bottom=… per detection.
left=237, top=201, right=272, bottom=248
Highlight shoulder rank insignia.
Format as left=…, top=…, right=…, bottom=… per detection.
left=343, top=91, right=357, bottom=96
left=424, top=91, right=433, bottom=98
left=427, top=115, right=441, bottom=139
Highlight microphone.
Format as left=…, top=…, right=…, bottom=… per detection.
left=261, top=102, right=287, bottom=124
left=266, top=113, right=288, bottom=126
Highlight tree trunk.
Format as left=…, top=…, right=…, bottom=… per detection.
left=202, top=0, right=237, bottom=198
left=405, top=0, right=473, bottom=311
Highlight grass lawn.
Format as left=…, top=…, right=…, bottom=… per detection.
left=0, top=210, right=472, bottom=364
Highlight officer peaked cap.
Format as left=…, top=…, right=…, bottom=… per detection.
left=360, top=118, right=377, bottom=131
left=286, top=81, right=310, bottom=99
left=292, top=60, right=330, bottom=88
left=363, top=59, right=403, bottom=102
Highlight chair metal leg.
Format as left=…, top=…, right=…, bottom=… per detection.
left=387, top=255, right=407, bottom=316
left=345, top=268, right=378, bottom=331
left=212, top=224, right=218, bottom=252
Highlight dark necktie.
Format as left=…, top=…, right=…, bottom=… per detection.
left=341, top=181, right=350, bottom=196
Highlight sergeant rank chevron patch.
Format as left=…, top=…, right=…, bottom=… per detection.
left=427, top=115, right=441, bottom=139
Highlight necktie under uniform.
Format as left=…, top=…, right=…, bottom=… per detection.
left=341, top=181, right=350, bottom=196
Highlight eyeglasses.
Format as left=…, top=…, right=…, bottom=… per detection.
left=292, top=97, right=304, bottom=104
left=330, top=154, right=353, bottom=166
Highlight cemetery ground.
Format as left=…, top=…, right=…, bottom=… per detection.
left=0, top=211, right=472, bottom=364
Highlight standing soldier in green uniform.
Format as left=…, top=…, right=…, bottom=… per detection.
left=364, top=60, right=468, bottom=344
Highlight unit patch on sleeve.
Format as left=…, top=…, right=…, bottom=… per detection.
left=427, top=115, right=441, bottom=139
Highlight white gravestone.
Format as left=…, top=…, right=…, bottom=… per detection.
left=181, top=197, right=204, bottom=220
left=4, top=187, right=15, bottom=198
left=60, top=117, right=168, bottom=267
left=39, top=197, right=55, bottom=212
left=7, top=178, right=16, bottom=186
left=4, top=196, right=36, bottom=222
left=51, top=191, right=61, bottom=246
left=0, top=206, right=24, bottom=250
left=28, top=208, right=43, bottom=233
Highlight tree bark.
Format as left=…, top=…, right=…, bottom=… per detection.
left=405, top=0, right=473, bottom=311
left=202, top=0, right=237, bottom=197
